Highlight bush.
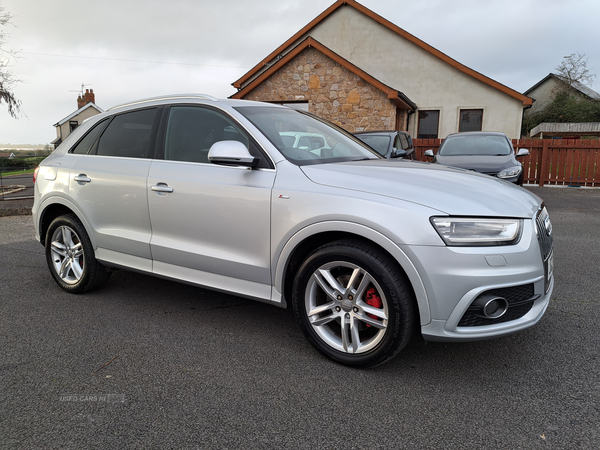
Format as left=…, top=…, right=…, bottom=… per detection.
left=0, top=156, right=46, bottom=171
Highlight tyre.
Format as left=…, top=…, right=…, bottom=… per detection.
left=292, top=239, right=416, bottom=368
left=45, top=214, right=111, bottom=293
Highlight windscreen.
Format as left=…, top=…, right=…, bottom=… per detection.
left=438, top=135, right=513, bottom=156
left=235, top=106, right=380, bottom=165
left=354, top=135, right=390, bottom=157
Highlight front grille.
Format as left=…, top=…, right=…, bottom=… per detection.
left=458, top=284, right=535, bottom=327
left=535, top=205, right=554, bottom=293
left=535, top=206, right=553, bottom=260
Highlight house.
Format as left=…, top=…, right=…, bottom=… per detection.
left=523, top=74, right=600, bottom=138
left=524, top=73, right=600, bottom=116
left=231, top=0, right=531, bottom=139
left=52, top=89, right=104, bottom=147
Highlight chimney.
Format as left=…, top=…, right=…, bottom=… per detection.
left=77, top=89, right=96, bottom=108
left=84, top=89, right=95, bottom=105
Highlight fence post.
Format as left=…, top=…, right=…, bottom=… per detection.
left=538, top=139, right=550, bottom=187
left=0, top=158, right=4, bottom=200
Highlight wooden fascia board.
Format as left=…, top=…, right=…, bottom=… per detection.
left=231, top=37, right=414, bottom=111
left=233, top=0, right=532, bottom=106
left=346, top=1, right=532, bottom=106
left=230, top=38, right=317, bottom=99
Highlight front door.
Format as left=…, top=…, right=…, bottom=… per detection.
left=147, top=106, right=275, bottom=300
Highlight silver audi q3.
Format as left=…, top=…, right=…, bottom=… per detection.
left=33, top=95, right=554, bottom=367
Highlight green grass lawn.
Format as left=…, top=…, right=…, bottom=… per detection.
left=1, top=168, right=36, bottom=177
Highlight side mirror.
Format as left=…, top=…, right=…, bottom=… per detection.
left=424, top=149, right=434, bottom=158
left=208, top=140, right=260, bottom=168
left=516, top=148, right=529, bottom=157
left=391, top=149, right=407, bottom=159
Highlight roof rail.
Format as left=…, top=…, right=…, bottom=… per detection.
left=108, top=94, right=218, bottom=111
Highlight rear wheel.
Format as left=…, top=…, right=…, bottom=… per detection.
left=45, top=215, right=111, bottom=293
left=292, top=240, right=415, bottom=368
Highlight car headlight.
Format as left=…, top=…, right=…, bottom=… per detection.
left=431, top=217, right=523, bottom=246
left=497, top=165, right=522, bottom=179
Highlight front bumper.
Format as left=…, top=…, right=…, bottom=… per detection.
left=405, top=215, right=553, bottom=342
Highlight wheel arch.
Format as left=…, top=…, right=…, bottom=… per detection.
left=37, top=198, right=96, bottom=249
left=275, top=221, right=431, bottom=325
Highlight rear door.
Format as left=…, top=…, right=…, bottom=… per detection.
left=69, top=108, right=160, bottom=271
left=147, top=105, right=275, bottom=299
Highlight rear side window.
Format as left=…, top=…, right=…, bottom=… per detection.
left=96, top=109, right=157, bottom=158
left=70, top=119, right=110, bottom=155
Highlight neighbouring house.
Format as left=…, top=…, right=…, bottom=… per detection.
left=524, top=74, right=600, bottom=116
left=523, top=74, right=600, bottom=138
left=231, top=0, right=532, bottom=139
left=52, top=89, right=104, bottom=148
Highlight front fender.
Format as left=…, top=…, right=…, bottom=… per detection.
left=273, top=220, right=431, bottom=326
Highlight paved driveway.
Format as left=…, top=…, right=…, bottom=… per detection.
left=1, top=186, right=599, bottom=449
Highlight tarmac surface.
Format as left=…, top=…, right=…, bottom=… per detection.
left=1, top=185, right=599, bottom=449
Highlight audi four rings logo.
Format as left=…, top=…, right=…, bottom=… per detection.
left=544, top=216, right=552, bottom=236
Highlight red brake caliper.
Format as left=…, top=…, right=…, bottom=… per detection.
left=364, top=287, right=382, bottom=326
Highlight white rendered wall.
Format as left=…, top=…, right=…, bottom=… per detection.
left=297, top=6, right=525, bottom=138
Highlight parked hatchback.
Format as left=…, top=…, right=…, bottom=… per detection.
left=354, top=130, right=416, bottom=159
left=33, top=95, right=553, bottom=367
left=424, top=131, right=529, bottom=185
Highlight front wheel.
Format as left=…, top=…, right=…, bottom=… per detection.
left=45, top=214, right=111, bottom=293
left=292, top=240, right=416, bottom=368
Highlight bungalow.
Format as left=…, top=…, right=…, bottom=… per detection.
left=231, top=0, right=531, bottom=139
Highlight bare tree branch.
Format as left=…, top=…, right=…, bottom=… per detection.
left=0, top=3, right=22, bottom=119
left=555, top=52, right=596, bottom=89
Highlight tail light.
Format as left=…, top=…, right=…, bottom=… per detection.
left=33, top=167, right=40, bottom=184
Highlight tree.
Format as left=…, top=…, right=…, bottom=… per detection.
left=555, top=52, right=596, bottom=91
left=0, top=4, right=21, bottom=118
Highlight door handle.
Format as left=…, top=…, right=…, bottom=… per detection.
left=74, top=174, right=91, bottom=183
left=151, top=183, right=174, bottom=194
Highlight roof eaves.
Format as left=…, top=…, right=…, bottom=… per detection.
left=230, top=37, right=416, bottom=111
left=54, top=102, right=104, bottom=127
left=232, top=0, right=348, bottom=89
left=523, top=73, right=555, bottom=95
left=233, top=0, right=531, bottom=106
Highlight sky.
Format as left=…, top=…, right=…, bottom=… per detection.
left=1, top=0, right=598, bottom=145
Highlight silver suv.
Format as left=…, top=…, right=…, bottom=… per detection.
left=33, top=95, right=554, bottom=367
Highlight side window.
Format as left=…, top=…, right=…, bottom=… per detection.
left=96, top=108, right=157, bottom=158
left=164, top=107, right=249, bottom=164
left=70, top=119, right=110, bottom=155
left=398, top=134, right=409, bottom=150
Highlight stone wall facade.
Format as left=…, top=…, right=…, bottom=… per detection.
left=242, top=48, right=402, bottom=133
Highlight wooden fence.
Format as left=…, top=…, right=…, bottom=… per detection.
left=413, top=138, right=600, bottom=187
